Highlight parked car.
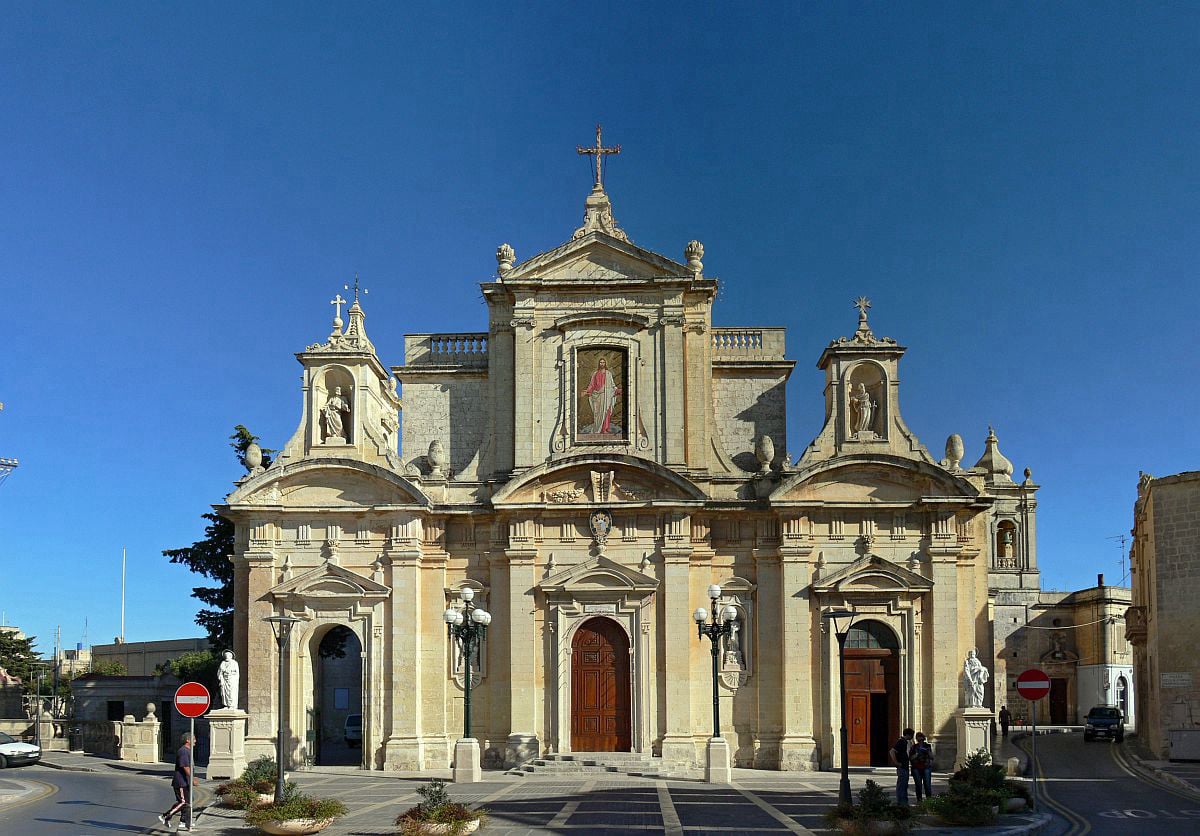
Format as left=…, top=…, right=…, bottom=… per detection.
left=344, top=713, right=362, bottom=747
left=1083, top=705, right=1124, bottom=742
left=0, top=731, right=41, bottom=768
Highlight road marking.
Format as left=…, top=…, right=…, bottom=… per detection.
left=656, top=780, right=683, bottom=835
left=1111, top=742, right=1200, bottom=804
left=1016, top=735, right=1091, bottom=836
left=730, top=782, right=812, bottom=834
left=0, top=779, right=57, bottom=814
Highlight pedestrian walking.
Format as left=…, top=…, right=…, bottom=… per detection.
left=999, top=705, right=1011, bottom=740
left=158, top=732, right=196, bottom=831
left=889, top=727, right=915, bottom=805
left=910, top=732, right=933, bottom=802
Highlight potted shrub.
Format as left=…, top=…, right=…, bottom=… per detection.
left=215, top=756, right=297, bottom=809
left=922, top=749, right=1014, bottom=826
left=245, top=792, right=348, bottom=835
left=824, top=779, right=915, bottom=835
left=396, top=779, right=485, bottom=835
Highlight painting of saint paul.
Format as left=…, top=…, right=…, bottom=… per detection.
left=577, top=348, right=626, bottom=441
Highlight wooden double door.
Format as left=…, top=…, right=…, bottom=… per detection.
left=571, top=617, right=632, bottom=752
left=844, top=648, right=900, bottom=766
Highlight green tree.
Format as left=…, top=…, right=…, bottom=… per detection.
left=87, top=660, right=128, bottom=676
left=157, top=650, right=220, bottom=692
left=0, top=630, right=42, bottom=694
left=164, top=426, right=273, bottom=652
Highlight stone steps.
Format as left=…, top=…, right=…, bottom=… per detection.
left=506, top=751, right=700, bottom=779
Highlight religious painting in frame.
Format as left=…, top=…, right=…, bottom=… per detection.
left=576, top=347, right=627, bottom=443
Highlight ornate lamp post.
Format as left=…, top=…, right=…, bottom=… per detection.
left=694, top=583, right=738, bottom=783
left=263, top=615, right=303, bottom=803
left=822, top=609, right=857, bottom=805
left=444, top=586, right=491, bottom=783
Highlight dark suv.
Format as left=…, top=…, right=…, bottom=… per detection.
left=1083, top=705, right=1124, bottom=742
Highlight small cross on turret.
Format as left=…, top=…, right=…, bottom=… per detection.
left=577, top=124, right=621, bottom=191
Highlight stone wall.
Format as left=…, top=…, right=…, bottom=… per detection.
left=711, top=371, right=788, bottom=471
left=399, top=376, right=489, bottom=479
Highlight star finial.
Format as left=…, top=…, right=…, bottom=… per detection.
left=854, top=296, right=871, bottom=317
left=345, top=273, right=368, bottom=305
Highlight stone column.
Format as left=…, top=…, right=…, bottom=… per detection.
left=503, top=544, right=539, bottom=766
left=243, top=552, right=278, bottom=761
left=418, top=539, right=450, bottom=769
left=385, top=547, right=424, bottom=769
left=659, top=543, right=695, bottom=763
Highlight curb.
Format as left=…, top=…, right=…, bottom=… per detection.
left=37, top=758, right=98, bottom=773
left=1118, top=743, right=1200, bottom=801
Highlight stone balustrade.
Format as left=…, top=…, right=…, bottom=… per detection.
left=711, top=328, right=786, bottom=360
left=404, top=333, right=489, bottom=367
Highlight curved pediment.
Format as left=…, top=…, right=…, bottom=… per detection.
left=771, top=457, right=978, bottom=504
left=492, top=454, right=707, bottom=506
left=227, top=458, right=428, bottom=509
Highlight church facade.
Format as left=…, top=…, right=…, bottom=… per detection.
left=222, top=153, right=1043, bottom=773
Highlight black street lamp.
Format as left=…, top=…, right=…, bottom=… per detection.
left=263, top=614, right=303, bottom=803
left=694, top=584, right=738, bottom=739
left=443, top=586, right=491, bottom=741
left=823, top=608, right=857, bottom=805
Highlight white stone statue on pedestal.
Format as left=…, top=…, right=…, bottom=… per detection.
left=218, top=650, right=240, bottom=711
left=962, top=649, right=989, bottom=708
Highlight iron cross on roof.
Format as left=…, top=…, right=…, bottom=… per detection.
left=577, top=124, right=621, bottom=190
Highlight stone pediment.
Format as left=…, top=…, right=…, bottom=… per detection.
left=539, top=555, right=658, bottom=601
left=268, top=562, right=390, bottom=610
left=226, top=459, right=427, bottom=509
left=504, top=235, right=689, bottom=284
left=811, top=554, right=933, bottom=594
left=771, top=458, right=978, bottom=504
left=491, top=455, right=707, bottom=506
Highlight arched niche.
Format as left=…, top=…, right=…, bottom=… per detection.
left=318, top=366, right=356, bottom=444
left=845, top=361, right=887, bottom=441
left=996, top=520, right=1019, bottom=565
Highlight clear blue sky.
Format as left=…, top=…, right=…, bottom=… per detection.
left=2, top=3, right=1197, bottom=656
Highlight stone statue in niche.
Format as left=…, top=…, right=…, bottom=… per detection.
left=217, top=650, right=240, bottom=711
left=962, top=649, right=989, bottom=708
left=849, top=382, right=876, bottom=437
left=1050, top=631, right=1068, bottom=659
left=321, top=386, right=351, bottom=443
left=724, top=619, right=745, bottom=669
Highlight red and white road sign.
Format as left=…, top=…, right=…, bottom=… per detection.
left=1016, top=669, right=1051, bottom=701
left=174, top=682, right=211, bottom=718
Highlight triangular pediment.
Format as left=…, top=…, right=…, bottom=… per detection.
left=505, top=234, right=688, bottom=283
left=539, top=555, right=659, bottom=598
left=811, top=554, right=933, bottom=594
left=268, top=562, right=390, bottom=601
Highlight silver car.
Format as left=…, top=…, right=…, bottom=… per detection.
left=0, top=731, right=41, bottom=768
left=344, top=713, right=362, bottom=747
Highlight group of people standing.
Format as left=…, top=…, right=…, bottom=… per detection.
left=890, top=728, right=934, bottom=805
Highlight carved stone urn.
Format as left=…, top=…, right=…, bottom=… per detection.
left=944, top=434, right=964, bottom=469
left=754, top=435, right=775, bottom=473
left=245, top=442, right=263, bottom=472
left=427, top=440, right=448, bottom=478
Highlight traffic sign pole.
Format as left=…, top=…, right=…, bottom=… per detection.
left=173, top=682, right=211, bottom=832
left=1014, top=669, right=1050, bottom=812
left=188, top=715, right=195, bottom=830
left=1031, top=700, right=1037, bottom=810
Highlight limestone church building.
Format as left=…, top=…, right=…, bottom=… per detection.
left=222, top=147, right=1043, bottom=774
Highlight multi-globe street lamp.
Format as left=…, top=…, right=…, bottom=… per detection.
left=822, top=608, right=857, bottom=805
left=263, top=614, right=303, bottom=803
left=694, top=583, right=739, bottom=783
left=444, top=586, right=491, bottom=782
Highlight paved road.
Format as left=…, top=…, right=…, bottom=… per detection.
left=0, top=762, right=203, bottom=835
left=1024, top=732, right=1200, bottom=835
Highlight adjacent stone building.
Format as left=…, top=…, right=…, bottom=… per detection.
left=1127, top=470, right=1200, bottom=759
left=222, top=149, right=1053, bottom=773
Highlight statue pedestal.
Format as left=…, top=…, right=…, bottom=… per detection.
left=453, top=738, right=482, bottom=783
left=705, top=737, right=732, bottom=784
left=954, top=707, right=993, bottom=770
left=207, top=708, right=249, bottom=780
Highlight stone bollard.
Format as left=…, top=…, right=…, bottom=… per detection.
left=1006, top=756, right=1021, bottom=776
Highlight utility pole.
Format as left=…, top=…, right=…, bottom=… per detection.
left=120, top=548, right=126, bottom=642
left=1106, top=534, right=1129, bottom=582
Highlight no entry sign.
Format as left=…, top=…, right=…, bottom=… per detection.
left=1016, top=669, right=1051, bottom=701
left=174, top=682, right=211, bottom=718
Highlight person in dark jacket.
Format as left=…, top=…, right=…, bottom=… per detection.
left=910, top=732, right=934, bottom=801
left=158, top=732, right=196, bottom=831
left=999, top=706, right=1012, bottom=740
left=889, top=728, right=915, bottom=805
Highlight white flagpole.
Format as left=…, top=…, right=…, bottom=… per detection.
left=121, top=547, right=126, bottom=641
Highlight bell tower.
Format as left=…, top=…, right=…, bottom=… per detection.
left=800, top=298, right=934, bottom=466
left=275, top=282, right=403, bottom=470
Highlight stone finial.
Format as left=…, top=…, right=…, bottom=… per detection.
left=755, top=435, right=775, bottom=473
left=496, top=243, right=515, bottom=277
left=944, top=434, right=964, bottom=469
left=427, top=439, right=448, bottom=479
left=244, top=442, right=264, bottom=474
left=685, top=240, right=704, bottom=276
left=145, top=702, right=157, bottom=719
left=1023, top=467, right=1033, bottom=486
left=972, top=426, right=1014, bottom=482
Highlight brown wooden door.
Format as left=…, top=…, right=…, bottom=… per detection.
left=844, top=650, right=900, bottom=766
left=1049, top=678, right=1069, bottom=724
left=571, top=617, right=631, bottom=752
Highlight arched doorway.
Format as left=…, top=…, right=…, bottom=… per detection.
left=843, top=620, right=900, bottom=766
left=311, top=625, right=362, bottom=766
left=571, top=617, right=631, bottom=752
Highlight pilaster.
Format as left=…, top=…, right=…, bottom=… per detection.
left=385, top=547, right=423, bottom=769
left=502, top=541, right=540, bottom=766
left=659, top=541, right=695, bottom=763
